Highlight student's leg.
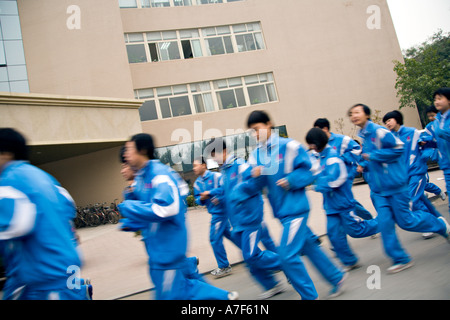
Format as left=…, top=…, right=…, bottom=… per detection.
left=277, top=216, right=318, bottom=300
left=240, top=227, right=281, bottom=291
left=260, top=221, right=278, bottom=252
left=391, top=191, right=446, bottom=236
left=326, top=214, right=358, bottom=267
left=354, top=200, right=374, bottom=220
left=210, top=215, right=231, bottom=269
left=341, top=209, right=379, bottom=238
left=409, top=174, right=442, bottom=218
left=444, top=170, right=450, bottom=216
left=371, top=193, right=411, bottom=265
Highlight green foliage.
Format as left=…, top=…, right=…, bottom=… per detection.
left=393, top=30, right=450, bottom=126
left=186, top=195, right=197, bottom=208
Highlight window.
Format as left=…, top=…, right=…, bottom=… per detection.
left=134, top=72, right=277, bottom=121
left=120, top=0, right=242, bottom=8
left=124, top=21, right=265, bottom=64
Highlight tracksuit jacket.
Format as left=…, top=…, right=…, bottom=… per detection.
left=0, top=161, right=88, bottom=300
left=193, top=170, right=224, bottom=215
left=421, top=110, right=450, bottom=171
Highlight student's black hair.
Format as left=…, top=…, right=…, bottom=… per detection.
left=130, top=133, right=156, bottom=160
left=119, top=145, right=127, bottom=163
left=426, top=105, right=438, bottom=114
left=247, top=110, right=272, bottom=128
left=313, top=118, right=331, bottom=130
left=383, top=110, right=404, bottom=125
left=0, top=128, right=29, bottom=161
left=205, top=137, right=226, bottom=156
left=194, top=156, right=207, bottom=165
left=348, top=103, right=371, bottom=117
left=433, top=87, right=450, bottom=100
left=305, top=128, right=329, bottom=152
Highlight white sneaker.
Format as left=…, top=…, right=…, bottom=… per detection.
left=327, top=272, right=347, bottom=299
left=387, top=260, right=414, bottom=274
left=343, top=263, right=361, bottom=272
left=211, top=266, right=232, bottom=278
left=228, top=291, right=239, bottom=300
left=439, top=191, right=447, bottom=201
left=438, top=217, right=450, bottom=243
left=258, top=282, right=286, bottom=300
left=422, top=232, right=436, bottom=240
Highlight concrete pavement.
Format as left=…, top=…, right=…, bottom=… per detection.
left=72, top=170, right=449, bottom=300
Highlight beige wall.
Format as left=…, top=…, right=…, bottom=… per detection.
left=121, top=0, right=421, bottom=147
left=18, top=0, right=135, bottom=99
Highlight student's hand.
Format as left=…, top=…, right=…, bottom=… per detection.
left=252, top=166, right=263, bottom=178
left=211, top=197, right=220, bottom=206
left=357, top=165, right=364, bottom=173
left=362, top=153, right=370, bottom=161
left=200, top=191, right=211, bottom=201
left=276, top=178, right=290, bottom=190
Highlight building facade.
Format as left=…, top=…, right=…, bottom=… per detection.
left=1, top=0, right=422, bottom=204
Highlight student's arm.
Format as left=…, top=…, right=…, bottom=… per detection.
left=193, top=180, right=205, bottom=206
left=118, top=175, right=180, bottom=223
left=366, top=128, right=404, bottom=163
left=284, top=142, right=315, bottom=190
left=435, top=119, right=450, bottom=142
left=340, top=136, right=362, bottom=165
left=0, top=186, right=37, bottom=241
left=314, top=157, right=348, bottom=193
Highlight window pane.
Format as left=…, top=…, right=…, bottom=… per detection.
left=193, top=94, right=205, bottom=113
left=202, top=27, right=216, bottom=37
left=126, top=44, right=147, bottom=63
left=235, top=34, right=246, bottom=52
left=157, top=86, right=172, bottom=97
left=159, top=99, right=172, bottom=118
left=0, top=1, right=18, bottom=14
left=7, top=65, right=27, bottom=81
left=203, top=93, right=214, bottom=112
left=217, top=90, right=237, bottom=110
left=254, top=32, right=265, bottom=50
left=148, top=43, right=159, bottom=62
left=9, top=80, right=29, bottom=93
left=228, top=77, right=242, bottom=87
left=127, top=33, right=144, bottom=43
left=214, top=79, right=228, bottom=89
left=3, top=40, right=25, bottom=66
left=266, top=83, right=278, bottom=102
left=180, top=29, right=199, bottom=39
left=181, top=40, right=193, bottom=59
left=0, top=41, right=6, bottom=66
left=119, top=0, right=137, bottom=7
left=191, top=39, right=203, bottom=57
left=162, top=31, right=177, bottom=40
left=139, top=100, right=158, bottom=121
left=147, top=32, right=162, bottom=41
left=1, top=16, right=22, bottom=40
left=159, top=41, right=180, bottom=60
left=151, top=0, right=170, bottom=7
left=216, top=26, right=231, bottom=35
left=235, top=88, right=246, bottom=107
left=244, top=75, right=259, bottom=85
left=170, top=96, right=192, bottom=117
left=248, top=85, right=268, bottom=105
left=223, top=36, right=234, bottom=54
left=141, top=0, right=151, bottom=7
left=191, top=82, right=210, bottom=92
left=137, top=88, right=154, bottom=99
left=232, top=24, right=247, bottom=33
left=173, top=84, right=188, bottom=94
left=206, top=37, right=225, bottom=55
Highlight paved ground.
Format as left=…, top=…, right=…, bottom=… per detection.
left=2, top=171, right=448, bottom=301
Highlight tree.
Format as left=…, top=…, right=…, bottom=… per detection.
left=393, top=30, right=450, bottom=126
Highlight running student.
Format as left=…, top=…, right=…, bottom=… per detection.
left=204, top=137, right=284, bottom=300
left=0, top=128, right=92, bottom=300
left=244, top=110, right=346, bottom=300
left=313, top=118, right=374, bottom=220
left=118, top=133, right=238, bottom=300
left=348, top=104, right=450, bottom=274
left=193, top=156, right=234, bottom=278
left=420, top=88, right=450, bottom=218
left=383, top=110, right=442, bottom=220
left=306, top=128, right=379, bottom=271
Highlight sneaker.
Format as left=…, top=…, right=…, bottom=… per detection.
left=438, top=217, right=450, bottom=242
left=211, top=266, right=232, bottom=278
left=327, top=272, right=347, bottom=299
left=387, top=260, right=414, bottom=274
left=228, top=291, right=239, bottom=300
left=439, top=191, right=447, bottom=201
left=258, top=282, right=286, bottom=300
left=422, top=232, right=436, bottom=240
left=343, top=263, right=361, bottom=272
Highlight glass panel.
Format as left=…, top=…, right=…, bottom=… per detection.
left=7, top=65, right=27, bottom=81
left=223, top=36, right=234, bottom=54
left=266, top=83, right=278, bottom=102
left=157, top=86, right=172, bottom=97
left=139, top=100, right=158, bottom=121
left=0, top=66, right=7, bottom=81
left=193, top=94, right=205, bottom=113
left=191, top=39, right=203, bottom=57
left=137, top=88, right=154, bottom=99
left=119, top=0, right=137, bottom=8
left=170, top=96, right=192, bottom=117
left=127, top=33, right=144, bottom=43
left=162, top=31, right=177, bottom=40
left=173, top=84, right=188, bottom=94
left=228, top=77, right=242, bottom=87
left=141, top=0, right=151, bottom=7
left=0, top=81, right=9, bottom=91
left=9, top=80, right=29, bottom=93
left=235, top=88, right=246, bottom=107
left=180, top=29, right=199, bottom=39
left=159, top=98, right=172, bottom=118
left=235, top=34, right=246, bottom=52
left=1, top=16, right=22, bottom=40
left=202, top=27, right=216, bottom=37
left=191, top=82, right=210, bottom=92
left=244, top=74, right=259, bottom=85
left=214, top=79, right=228, bottom=89
left=148, top=43, right=159, bottom=62
left=217, top=90, right=237, bottom=110
left=254, top=32, right=265, bottom=50
left=206, top=37, right=225, bottom=55
left=146, top=32, right=162, bottom=41
left=126, top=44, right=147, bottom=63
left=203, top=93, right=214, bottom=112
left=0, top=1, right=18, bottom=14
left=232, top=24, right=247, bottom=34
left=248, top=85, right=268, bottom=105
left=151, top=0, right=170, bottom=7
left=0, top=41, right=6, bottom=66
left=181, top=40, right=193, bottom=59
left=216, top=26, right=230, bottom=35
left=159, top=41, right=180, bottom=60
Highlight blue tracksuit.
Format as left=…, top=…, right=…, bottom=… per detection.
left=359, top=121, right=446, bottom=265
left=392, top=126, right=441, bottom=218
left=421, top=110, right=450, bottom=216
left=118, top=160, right=229, bottom=300
left=240, top=133, right=344, bottom=300
left=327, top=132, right=373, bottom=220
left=193, top=170, right=234, bottom=269
left=0, top=161, right=91, bottom=300
left=210, top=155, right=281, bottom=291
left=312, top=146, right=378, bottom=267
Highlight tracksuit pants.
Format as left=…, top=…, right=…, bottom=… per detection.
left=372, top=190, right=447, bottom=265
left=277, top=214, right=344, bottom=300
left=326, top=209, right=379, bottom=267
left=409, top=174, right=442, bottom=218
left=230, top=226, right=281, bottom=291
left=210, top=215, right=235, bottom=269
